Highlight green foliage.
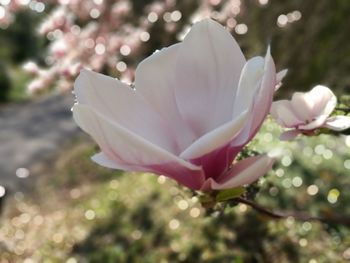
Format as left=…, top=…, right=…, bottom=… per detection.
left=0, top=10, right=45, bottom=63
left=0, top=62, right=11, bottom=102
left=216, top=187, right=246, bottom=202
left=241, top=0, right=350, bottom=96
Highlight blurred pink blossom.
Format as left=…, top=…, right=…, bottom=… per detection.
left=4, top=0, right=255, bottom=94
left=23, top=61, right=40, bottom=75
left=270, top=85, right=350, bottom=140
left=73, top=19, right=280, bottom=191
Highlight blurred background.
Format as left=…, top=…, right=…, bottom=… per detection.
left=0, top=0, right=350, bottom=262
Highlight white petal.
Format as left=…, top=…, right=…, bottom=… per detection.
left=73, top=104, right=201, bottom=171
left=323, top=116, right=350, bottom=131
left=180, top=110, right=248, bottom=160
left=297, top=115, right=328, bottom=130
left=276, top=69, right=288, bottom=84
left=174, top=19, right=246, bottom=137
left=231, top=47, right=276, bottom=147
left=74, top=69, right=177, bottom=153
left=309, top=85, right=337, bottom=117
left=270, top=100, right=303, bottom=127
left=208, top=155, right=274, bottom=190
left=291, top=85, right=337, bottom=122
left=232, top=56, right=265, bottom=117
left=74, top=105, right=206, bottom=190
left=290, top=92, right=315, bottom=121
left=134, top=44, right=196, bottom=152
left=91, top=152, right=129, bottom=170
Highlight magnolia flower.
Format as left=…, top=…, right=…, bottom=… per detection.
left=73, top=19, right=281, bottom=191
left=271, top=85, right=350, bottom=140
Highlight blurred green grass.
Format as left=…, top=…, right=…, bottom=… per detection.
left=7, top=66, right=31, bottom=102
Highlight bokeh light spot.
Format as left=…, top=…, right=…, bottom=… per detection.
left=140, top=31, right=150, bottom=42
left=90, top=8, right=101, bottom=19
left=282, top=178, right=292, bottom=188
left=84, top=209, right=96, bottom=220
left=277, top=14, right=288, bottom=27
left=157, top=175, right=166, bottom=184
left=315, top=144, right=325, bottom=155
left=177, top=200, right=188, bottom=210
left=344, top=159, right=350, bottom=169
left=259, top=0, right=269, bottom=5
left=171, top=10, right=182, bottom=22
left=292, top=10, right=302, bottom=20
left=93, top=0, right=103, bottom=5
left=307, top=185, right=319, bottom=196
left=169, top=219, right=180, bottom=230
left=345, top=136, right=350, bottom=147
left=120, top=45, right=131, bottom=56
left=343, top=248, right=350, bottom=260
left=16, top=167, right=30, bottom=178
left=281, top=156, right=292, bottom=167
left=235, top=24, right=248, bottom=35
left=327, top=188, right=340, bottom=204
left=95, top=43, right=105, bottom=55
left=66, top=258, right=78, bottom=263
left=292, top=176, right=303, bottom=187
left=0, top=185, right=6, bottom=197
left=116, top=61, right=127, bottom=72
left=163, top=12, right=172, bottom=23
left=299, top=238, right=308, bottom=247
left=276, top=168, right=285, bottom=177
left=302, top=222, right=312, bottom=231
left=148, top=12, right=158, bottom=23
left=303, top=146, right=313, bottom=157
left=189, top=207, right=200, bottom=218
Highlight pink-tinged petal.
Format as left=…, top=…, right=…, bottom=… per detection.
left=309, top=85, right=337, bottom=117
left=270, top=100, right=288, bottom=125
left=270, top=100, right=303, bottom=127
left=190, top=145, right=233, bottom=181
left=180, top=110, right=247, bottom=160
left=247, top=47, right=276, bottom=136
left=279, top=130, right=301, bottom=141
left=323, top=116, right=350, bottom=131
left=276, top=69, right=288, bottom=84
left=175, top=19, right=246, bottom=137
left=92, top=152, right=130, bottom=170
left=231, top=47, right=276, bottom=147
left=202, top=155, right=274, bottom=190
left=297, top=115, right=328, bottom=130
left=73, top=104, right=205, bottom=189
left=275, top=69, right=288, bottom=91
left=92, top=152, right=205, bottom=190
left=134, top=44, right=196, bottom=152
left=290, top=85, right=336, bottom=122
left=232, top=56, right=265, bottom=118
left=290, top=92, right=315, bottom=121
left=74, top=69, right=177, bottom=153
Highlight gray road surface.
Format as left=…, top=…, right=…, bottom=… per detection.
left=0, top=94, right=80, bottom=192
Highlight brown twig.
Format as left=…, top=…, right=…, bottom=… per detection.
left=235, top=197, right=350, bottom=227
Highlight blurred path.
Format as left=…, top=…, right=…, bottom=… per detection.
left=0, top=94, right=80, bottom=191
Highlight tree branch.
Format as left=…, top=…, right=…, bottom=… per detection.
left=235, top=197, right=350, bottom=227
